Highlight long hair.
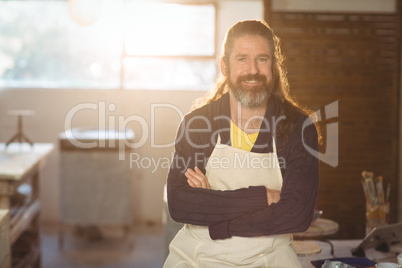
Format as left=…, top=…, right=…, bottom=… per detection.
left=193, top=20, right=321, bottom=145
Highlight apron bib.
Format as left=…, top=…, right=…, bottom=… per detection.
left=164, top=135, right=301, bottom=268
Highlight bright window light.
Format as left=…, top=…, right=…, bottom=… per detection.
left=0, top=1, right=217, bottom=90
left=123, top=3, right=215, bottom=56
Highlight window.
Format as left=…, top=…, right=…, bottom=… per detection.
left=122, top=2, right=217, bottom=90
left=0, top=1, right=217, bottom=90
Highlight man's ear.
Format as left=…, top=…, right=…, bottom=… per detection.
left=220, top=58, right=228, bottom=76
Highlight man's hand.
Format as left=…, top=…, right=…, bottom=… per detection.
left=185, top=167, right=211, bottom=189
left=266, top=188, right=281, bottom=206
left=185, top=167, right=279, bottom=205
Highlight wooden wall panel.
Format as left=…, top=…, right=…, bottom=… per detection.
left=265, top=4, right=401, bottom=238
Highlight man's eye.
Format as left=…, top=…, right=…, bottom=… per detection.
left=258, top=57, right=268, bottom=62
left=238, top=58, right=246, bottom=62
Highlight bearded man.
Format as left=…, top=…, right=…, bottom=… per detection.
left=164, top=20, right=320, bottom=268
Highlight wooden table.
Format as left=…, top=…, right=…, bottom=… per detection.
left=0, top=209, right=10, bottom=268
left=293, top=218, right=339, bottom=258
left=293, top=240, right=322, bottom=257
left=294, top=218, right=339, bottom=239
left=0, top=143, right=54, bottom=268
left=58, top=128, right=134, bottom=250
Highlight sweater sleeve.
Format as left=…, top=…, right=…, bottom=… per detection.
left=209, top=119, right=319, bottom=240
left=167, top=116, right=268, bottom=226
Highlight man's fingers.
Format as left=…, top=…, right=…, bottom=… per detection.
left=187, top=178, right=198, bottom=188
left=185, top=168, right=210, bottom=189
left=187, top=177, right=205, bottom=188
left=195, top=167, right=211, bottom=189
left=187, top=178, right=194, bottom=187
left=185, top=171, right=201, bottom=186
left=266, top=189, right=281, bottom=206
left=194, top=166, right=203, bottom=175
left=186, top=169, right=201, bottom=182
left=185, top=169, right=205, bottom=188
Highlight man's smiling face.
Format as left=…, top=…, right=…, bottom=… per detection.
left=221, top=34, right=274, bottom=108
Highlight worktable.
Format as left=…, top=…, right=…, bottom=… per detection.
left=299, top=239, right=400, bottom=267
left=58, top=128, right=134, bottom=249
left=0, top=209, right=10, bottom=268
left=0, top=143, right=54, bottom=268
left=294, top=218, right=340, bottom=239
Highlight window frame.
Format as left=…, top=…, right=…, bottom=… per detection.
left=0, top=1, right=218, bottom=91
left=119, top=1, right=218, bottom=90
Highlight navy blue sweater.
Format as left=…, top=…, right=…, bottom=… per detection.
left=167, top=93, right=319, bottom=240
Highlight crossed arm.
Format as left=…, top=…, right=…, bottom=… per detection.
left=186, top=167, right=281, bottom=206
left=167, top=120, right=319, bottom=240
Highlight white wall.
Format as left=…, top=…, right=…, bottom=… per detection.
left=0, top=0, right=264, bottom=225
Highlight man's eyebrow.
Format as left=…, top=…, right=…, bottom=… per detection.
left=257, top=54, right=271, bottom=58
left=234, top=54, right=248, bottom=58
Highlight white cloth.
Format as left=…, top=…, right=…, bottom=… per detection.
left=164, top=136, right=301, bottom=267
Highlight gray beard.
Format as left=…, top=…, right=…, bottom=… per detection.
left=228, top=80, right=272, bottom=108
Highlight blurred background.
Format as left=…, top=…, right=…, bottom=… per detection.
left=0, top=0, right=401, bottom=267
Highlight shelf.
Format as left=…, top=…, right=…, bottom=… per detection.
left=0, top=209, right=10, bottom=268
left=10, top=200, right=40, bottom=245
left=11, top=229, right=40, bottom=268
left=0, top=143, right=53, bottom=268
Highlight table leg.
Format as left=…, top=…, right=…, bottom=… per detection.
left=31, top=172, right=39, bottom=201
left=0, top=196, right=10, bottom=210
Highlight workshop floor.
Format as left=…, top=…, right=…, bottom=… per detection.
left=40, top=222, right=165, bottom=268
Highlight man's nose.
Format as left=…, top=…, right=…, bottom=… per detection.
left=247, top=60, right=260, bottom=74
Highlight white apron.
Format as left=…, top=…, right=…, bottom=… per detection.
left=164, top=135, right=301, bottom=268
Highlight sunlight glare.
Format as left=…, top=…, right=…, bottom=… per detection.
left=123, top=2, right=215, bottom=56
left=92, top=0, right=125, bottom=53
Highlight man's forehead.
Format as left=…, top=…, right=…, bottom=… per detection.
left=231, top=35, right=272, bottom=56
